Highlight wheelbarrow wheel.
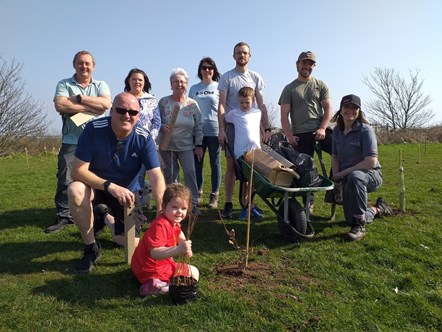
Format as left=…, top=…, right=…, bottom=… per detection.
left=277, top=198, right=307, bottom=242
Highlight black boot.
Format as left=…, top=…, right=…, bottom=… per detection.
left=346, top=218, right=366, bottom=241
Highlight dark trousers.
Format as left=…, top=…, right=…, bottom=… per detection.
left=54, top=143, right=76, bottom=219
left=294, top=128, right=333, bottom=157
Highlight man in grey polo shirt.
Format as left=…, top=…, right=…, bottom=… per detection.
left=45, top=51, right=112, bottom=233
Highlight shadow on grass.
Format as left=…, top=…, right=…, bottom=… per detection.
left=0, top=208, right=55, bottom=231
left=182, top=206, right=349, bottom=252
left=30, top=269, right=166, bottom=306
left=0, top=238, right=122, bottom=275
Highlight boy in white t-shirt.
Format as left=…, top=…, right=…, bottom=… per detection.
left=225, top=87, right=263, bottom=220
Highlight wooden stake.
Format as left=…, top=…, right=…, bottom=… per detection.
left=25, top=148, right=29, bottom=167
left=417, top=144, right=420, bottom=164
left=245, top=150, right=255, bottom=269
left=399, top=149, right=405, bottom=212
left=124, top=194, right=138, bottom=265
left=160, top=104, right=180, bottom=151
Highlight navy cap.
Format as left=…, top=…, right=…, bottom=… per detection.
left=340, top=94, right=361, bottom=108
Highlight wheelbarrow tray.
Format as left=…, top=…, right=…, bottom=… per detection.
left=239, top=157, right=334, bottom=198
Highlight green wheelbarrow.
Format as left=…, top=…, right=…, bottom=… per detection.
left=238, top=157, right=334, bottom=242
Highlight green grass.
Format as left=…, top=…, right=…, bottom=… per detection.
left=0, top=145, right=441, bottom=331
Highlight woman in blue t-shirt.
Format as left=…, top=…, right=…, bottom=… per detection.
left=188, top=57, right=222, bottom=209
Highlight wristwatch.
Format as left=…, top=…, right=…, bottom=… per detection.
left=103, top=180, right=111, bottom=193
left=76, top=94, right=82, bottom=103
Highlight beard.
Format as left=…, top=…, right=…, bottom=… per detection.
left=297, top=68, right=312, bottom=79
left=236, top=58, right=248, bottom=67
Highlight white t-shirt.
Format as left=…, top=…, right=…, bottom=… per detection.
left=225, top=107, right=261, bottom=159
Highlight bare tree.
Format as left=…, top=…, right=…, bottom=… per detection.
left=362, top=68, right=433, bottom=130
left=0, top=56, right=48, bottom=156
left=266, top=102, right=280, bottom=128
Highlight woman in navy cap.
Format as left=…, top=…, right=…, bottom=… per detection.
left=331, top=94, right=392, bottom=241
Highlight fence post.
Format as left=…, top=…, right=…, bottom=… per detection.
left=399, top=149, right=405, bottom=212
left=25, top=148, right=29, bottom=167
left=417, top=144, right=420, bottom=164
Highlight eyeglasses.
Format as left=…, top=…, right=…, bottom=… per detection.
left=114, top=107, right=139, bottom=116
left=201, top=65, right=214, bottom=71
left=172, top=80, right=187, bottom=85
left=113, top=141, right=124, bottom=166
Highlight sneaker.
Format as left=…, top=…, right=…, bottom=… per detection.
left=239, top=207, right=248, bottom=220
left=45, top=217, right=74, bottom=234
left=93, top=204, right=108, bottom=237
left=197, top=191, right=203, bottom=206
left=221, top=203, right=233, bottom=219
left=346, top=223, right=366, bottom=241
left=140, top=278, right=169, bottom=297
left=250, top=207, right=263, bottom=219
left=74, top=242, right=102, bottom=274
left=253, top=205, right=264, bottom=215
left=375, top=197, right=393, bottom=217
left=239, top=206, right=263, bottom=220
left=141, top=183, right=153, bottom=210
left=207, top=193, right=219, bottom=209
left=134, top=208, right=148, bottom=229
left=192, top=206, right=201, bottom=216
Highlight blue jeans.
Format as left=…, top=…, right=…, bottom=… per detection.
left=195, top=136, right=221, bottom=193
left=54, top=143, right=76, bottom=219
left=342, top=169, right=383, bottom=225
left=159, top=149, right=199, bottom=207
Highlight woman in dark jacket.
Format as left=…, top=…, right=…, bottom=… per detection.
left=331, top=94, right=392, bottom=241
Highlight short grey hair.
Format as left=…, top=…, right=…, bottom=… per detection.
left=169, top=67, right=189, bottom=84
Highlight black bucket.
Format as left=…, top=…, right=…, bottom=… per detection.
left=169, top=277, right=198, bottom=305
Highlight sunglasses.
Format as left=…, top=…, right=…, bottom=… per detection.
left=201, top=65, right=214, bottom=71
left=114, top=107, right=139, bottom=116
left=113, top=141, right=124, bottom=167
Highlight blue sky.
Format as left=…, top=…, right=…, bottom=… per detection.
left=1, top=0, right=441, bottom=134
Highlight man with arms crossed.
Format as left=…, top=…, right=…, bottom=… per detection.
left=46, top=51, right=112, bottom=233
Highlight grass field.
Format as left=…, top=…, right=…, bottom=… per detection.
left=0, top=144, right=441, bottom=331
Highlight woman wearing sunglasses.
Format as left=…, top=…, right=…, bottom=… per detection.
left=188, top=57, right=222, bottom=209
left=157, top=68, right=203, bottom=215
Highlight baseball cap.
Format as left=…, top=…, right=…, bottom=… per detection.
left=340, top=94, right=361, bottom=108
left=298, top=51, right=316, bottom=63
